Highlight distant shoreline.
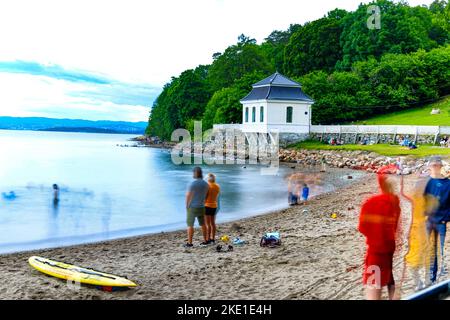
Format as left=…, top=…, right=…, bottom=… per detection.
left=0, top=128, right=142, bottom=136
left=37, top=127, right=138, bottom=134
left=0, top=116, right=147, bottom=135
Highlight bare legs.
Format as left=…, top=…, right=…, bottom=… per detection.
left=409, top=267, right=425, bottom=291
left=210, top=215, right=216, bottom=241
left=205, top=215, right=217, bottom=241
left=388, top=284, right=396, bottom=300
left=205, top=216, right=211, bottom=241
left=365, top=285, right=396, bottom=300
left=201, top=223, right=208, bottom=242
left=365, top=287, right=382, bottom=300
left=187, top=224, right=208, bottom=244
left=187, top=226, right=194, bottom=244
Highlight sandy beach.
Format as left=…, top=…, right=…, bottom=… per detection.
left=0, top=170, right=448, bottom=300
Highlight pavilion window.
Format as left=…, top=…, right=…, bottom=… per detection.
left=286, top=106, right=293, bottom=123
left=260, top=106, right=264, bottom=122
left=252, top=107, right=256, bottom=123
left=245, top=107, right=249, bottom=122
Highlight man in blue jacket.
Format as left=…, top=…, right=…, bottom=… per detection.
left=424, top=156, right=450, bottom=284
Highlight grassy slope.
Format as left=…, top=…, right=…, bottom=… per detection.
left=290, top=96, right=450, bottom=159
left=355, top=96, right=450, bottom=125
left=291, top=140, right=450, bottom=158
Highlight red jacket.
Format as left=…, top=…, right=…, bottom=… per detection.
left=358, top=193, right=400, bottom=254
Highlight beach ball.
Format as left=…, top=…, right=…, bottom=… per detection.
left=331, top=213, right=337, bottom=219
left=221, top=235, right=230, bottom=243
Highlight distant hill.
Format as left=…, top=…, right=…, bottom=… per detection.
left=355, top=96, right=450, bottom=126
left=0, top=117, right=148, bottom=134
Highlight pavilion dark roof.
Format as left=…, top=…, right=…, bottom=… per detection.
left=241, top=72, right=314, bottom=103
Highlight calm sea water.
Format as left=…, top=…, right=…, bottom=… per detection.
left=0, top=130, right=361, bottom=254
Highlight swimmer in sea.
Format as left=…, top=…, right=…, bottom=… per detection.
left=53, top=184, right=60, bottom=204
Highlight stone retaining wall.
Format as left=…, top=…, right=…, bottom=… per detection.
left=309, top=132, right=437, bottom=145
left=279, top=148, right=450, bottom=176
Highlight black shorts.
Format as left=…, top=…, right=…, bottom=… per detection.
left=205, top=207, right=217, bottom=216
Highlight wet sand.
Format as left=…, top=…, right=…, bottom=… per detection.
left=0, top=172, right=448, bottom=300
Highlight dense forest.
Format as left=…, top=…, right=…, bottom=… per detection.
left=147, top=0, right=450, bottom=140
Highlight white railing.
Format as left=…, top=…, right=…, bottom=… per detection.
left=213, top=124, right=243, bottom=130
left=310, top=125, right=447, bottom=135
left=214, top=124, right=450, bottom=137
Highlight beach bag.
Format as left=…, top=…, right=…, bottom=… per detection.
left=260, top=232, right=281, bottom=248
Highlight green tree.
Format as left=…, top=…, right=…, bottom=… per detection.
left=203, top=71, right=267, bottom=129
left=171, top=66, right=211, bottom=127
left=260, top=24, right=301, bottom=73
left=284, top=9, right=348, bottom=76
left=299, top=45, right=450, bottom=125
left=430, top=0, right=450, bottom=43
left=206, top=35, right=273, bottom=92
left=146, top=65, right=212, bottom=140
left=299, top=70, right=377, bottom=124
left=337, top=0, right=447, bottom=69
left=146, top=81, right=177, bottom=139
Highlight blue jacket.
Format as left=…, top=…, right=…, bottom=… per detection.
left=424, top=178, right=450, bottom=223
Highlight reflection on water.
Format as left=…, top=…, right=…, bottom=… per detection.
left=0, top=130, right=364, bottom=254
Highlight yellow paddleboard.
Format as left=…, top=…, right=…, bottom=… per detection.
left=28, top=256, right=137, bottom=288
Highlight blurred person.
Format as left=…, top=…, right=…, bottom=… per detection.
left=395, top=157, right=403, bottom=175
left=204, top=173, right=220, bottom=244
left=424, top=156, right=450, bottom=284
left=359, top=170, right=401, bottom=300
left=408, top=141, right=417, bottom=150
left=52, top=184, right=60, bottom=204
left=320, top=156, right=327, bottom=172
left=301, top=183, right=309, bottom=204
left=400, top=175, right=431, bottom=292
left=287, top=175, right=299, bottom=205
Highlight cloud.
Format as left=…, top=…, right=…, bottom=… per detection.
left=0, top=61, right=111, bottom=84
left=0, top=0, right=436, bottom=87
left=69, top=83, right=161, bottom=107
left=0, top=61, right=160, bottom=122
left=0, top=0, right=436, bottom=121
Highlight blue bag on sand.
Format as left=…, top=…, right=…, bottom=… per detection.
left=232, top=237, right=246, bottom=245
left=260, top=232, right=281, bottom=248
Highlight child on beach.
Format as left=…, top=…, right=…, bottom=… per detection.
left=288, top=176, right=299, bottom=205
left=301, top=184, right=309, bottom=204
left=358, top=170, right=401, bottom=300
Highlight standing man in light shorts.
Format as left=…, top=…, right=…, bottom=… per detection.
left=184, top=167, right=210, bottom=248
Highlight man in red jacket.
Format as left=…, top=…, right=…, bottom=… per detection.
left=359, top=171, right=401, bottom=300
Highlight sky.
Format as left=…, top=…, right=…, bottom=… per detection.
left=0, top=0, right=436, bottom=122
